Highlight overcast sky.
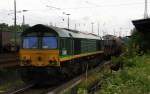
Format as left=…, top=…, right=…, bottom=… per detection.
left=0, top=0, right=149, bottom=36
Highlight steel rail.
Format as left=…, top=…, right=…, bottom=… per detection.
left=5, top=84, right=34, bottom=94
left=0, top=53, right=19, bottom=68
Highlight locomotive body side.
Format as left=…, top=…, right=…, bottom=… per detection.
left=19, top=24, right=102, bottom=67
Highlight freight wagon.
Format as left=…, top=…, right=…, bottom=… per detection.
left=0, top=31, right=21, bottom=53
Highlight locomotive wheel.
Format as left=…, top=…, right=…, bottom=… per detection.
left=61, top=60, right=83, bottom=78
left=18, top=69, right=34, bottom=84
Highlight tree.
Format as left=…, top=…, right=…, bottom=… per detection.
left=0, top=23, right=10, bottom=32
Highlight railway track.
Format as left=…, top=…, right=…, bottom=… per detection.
left=5, top=83, right=59, bottom=94
left=4, top=84, right=34, bottom=94
left=20, top=86, right=57, bottom=94
left=9, top=75, right=83, bottom=94
left=3, top=61, right=110, bottom=94
left=47, top=61, right=110, bottom=94
left=0, top=53, right=19, bottom=68
left=47, top=73, right=84, bottom=94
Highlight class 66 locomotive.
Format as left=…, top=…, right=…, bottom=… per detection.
left=18, top=24, right=122, bottom=85
left=19, top=24, right=103, bottom=67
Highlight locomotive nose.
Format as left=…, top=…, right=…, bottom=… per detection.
left=19, top=49, right=60, bottom=67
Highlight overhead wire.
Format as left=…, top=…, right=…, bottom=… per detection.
left=54, top=1, right=150, bottom=10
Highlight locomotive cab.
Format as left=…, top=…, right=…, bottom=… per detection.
left=19, top=25, right=60, bottom=67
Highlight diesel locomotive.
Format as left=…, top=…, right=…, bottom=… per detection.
left=19, top=24, right=120, bottom=84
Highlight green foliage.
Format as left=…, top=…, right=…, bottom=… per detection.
left=99, top=54, right=150, bottom=94
left=0, top=23, right=30, bottom=32
left=111, top=56, right=125, bottom=65
left=0, top=23, right=10, bottom=32
left=98, top=28, right=150, bottom=93
left=78, top=70, right=101, bottom=89
left=0, top=79, right=23, bottom=93
left=128, top=28, right=150, bottom=54
left=126, top=29, right=140, bottom=56
left=98, top=28, right=150, bottom=94
left=0, top=69, right=24, bottom=93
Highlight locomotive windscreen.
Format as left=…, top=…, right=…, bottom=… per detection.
left=22, top=29, right=58, bottom=49
left=42, top=37, right=57, bottom=49
left=22, top=36, right=58, bottom=49
left=23, top=37, right=38, bottom=48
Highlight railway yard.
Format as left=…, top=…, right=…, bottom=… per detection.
left=0, top=19, right=150, bottom=94
left=0, top=0, right=150, bottom=94
left=0, top=23, right=123, bottom=94
left=0, top=24, right=117, bottom=94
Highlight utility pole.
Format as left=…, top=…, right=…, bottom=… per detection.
left=113, top=29, right=116, bottom=36
left=75, top=24, right=77, bottom=30
left=119, top=28, right=122, bottom=37
left=22, top=10, right=28, bottom=25
left=144, top=0, right=148, bottom=19
left=22, top=10, right=28, bottom=31
left=91, top=22, right=94, bottom=33
left=22, top=15, right=25, bottom=31
left=66, top=14, right=70, bottom=29
left=78, top=23, right=80, bottom=31
left=14, top=0, right=17, bottom=44
left=63, top=12, right=71, bottom=29
left=22, top=15, right=25, bottom=25
left=98, top=23, right=100, bottom=35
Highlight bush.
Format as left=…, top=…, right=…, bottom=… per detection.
left=128, top=29, right=150, bottom=54
left=99, top=54, right=150, bottom=94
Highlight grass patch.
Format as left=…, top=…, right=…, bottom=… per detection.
left=99, top=54, right=150, bottom=94
left=0, top=69, right=24, bottom=94
left=0, top=80, right=24, bottom=94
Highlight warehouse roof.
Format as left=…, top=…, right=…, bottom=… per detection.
left=132, top=18, right=150, bottom=32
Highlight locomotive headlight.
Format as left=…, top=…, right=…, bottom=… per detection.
left=22, top=56, right=30, bottom=60
left=48, top=59, right=53, bottom=63
left=48, top=57, right=58, bottom=65
left=20, top=56, right=31, bottom=65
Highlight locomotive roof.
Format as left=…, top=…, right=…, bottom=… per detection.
left=23, top=24, right=101, bottom=40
